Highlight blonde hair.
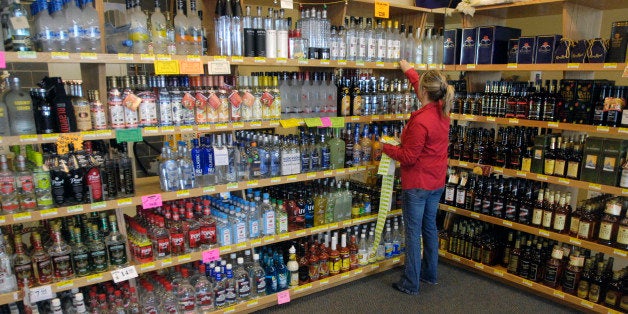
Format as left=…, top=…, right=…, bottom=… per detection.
left=419, top=70, right=454, bottom=116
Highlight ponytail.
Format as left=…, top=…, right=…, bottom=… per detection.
left=419, top=70, right=453, bottom=116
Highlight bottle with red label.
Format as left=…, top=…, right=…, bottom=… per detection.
left=0, top=155, right=19, bottom=214
left=14, top=155, right=37, bottom=211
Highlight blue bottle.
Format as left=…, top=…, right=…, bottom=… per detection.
left=191, top=139, right=204, bottom=182
left=275, top=254, right=289, bottom=291
left=202, top=136, right=215, bottom=184
left=264, top=256, right=278, bottom=294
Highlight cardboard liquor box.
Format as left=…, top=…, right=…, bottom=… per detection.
left=460, top=28, right=477, bottom=64
left=531, top=135, right=549, bottom=174
left=507, top=39, right=519, bottom=63
left=607, top=20, right=628, bottom=62
left=517, top=37, right=536, bottom=64
left=570, top=40, right=588, bottom=63
left=476, top=26, right=521, bottom=64
left=534, top=35, right=562, bottom=64
left=443, top=29, right=462, bottom=65
left=580, top=137, right=605, bottom=183
left=598, top=139, right=628, bottom=186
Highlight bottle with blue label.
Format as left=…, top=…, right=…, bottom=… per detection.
left=202, top=137, right=216, bottom=185
left=320, top=133, right=331, bottom=170
left=275, top=254, right=289, bottom=291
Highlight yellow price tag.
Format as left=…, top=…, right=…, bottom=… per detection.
left=79, top=52, right=97, bottom=60
left=51, top=52, right=70, bottom=59
left=374, top=1, right=389, bottom=18
left=154, top=60, right=180, bottom=75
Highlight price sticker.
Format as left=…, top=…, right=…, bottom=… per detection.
left=178, top=254, right=192, bottom=262
left=466, top=64, right=476, bottom=69
left=221, top=245, right=232, bottom=253
left=207, top=60, right=230, bottom=75
left=214, top=123, right=229, bottom=130
left=415, top=63, right=427, bottom=70
left=236, top=243, right=247, bottom=250
left=458, top=161, right=468, bottom=167
left=67, top=204, right=83, bottom=214
left=56, top=280, right=74, bottom=289
left=0, top=216, right=5, bottom=224
left=143, top=127, right=159, bottom=135
left=558, top=178, right=570, bottom=185
left=547, top=122, right=559, bottom=128
left=613, top=249, right=627, bottom=257
left=619, top=127, right=628, bottom=134
left=247, top=300, right=259, bottom=307
left=296, top=230, right=307, bottom=237
left=117, top=198, right=133, bottom=206
left=371, top=264, right=380, bottom=270
left=232, top=122, right=244, bottom=129
left=41, top=208, right=58, bottom=217
left=156, top=54, right=172, bottom=61
left=254, top=57, right=266, bottom=63
left=341, top=273, right=351, bottom=279
left=91, top=201, right=106, bottom=210
left=247, top=180, right=259, bottom=187
left=521, top=279, right=533, bottom=287
left=227, top=182, right=239, bottom=189
left=231, top=56, right=243, bottom=63
left=263, top=235, right=276, bottom=243
left=624, top=189, right=628, bottom=196
left=320, top=59, right=330, bottom=65
left=569, top=237, right=581, bottom=245
left=567, top=63, right=580, bottom=69
left=298, top=59, right=309, bottom=65
left=295, top=283, right=312, bottom=293
left=596, top=126, right=610, bottom=132
left=140, top=54, right=155, bottom=61
left=320, top=278, right=330, bottom=285
left=197, top=124, right=211, bottom=131
left=307, top=172, right=317, bottom=179
left=271, top=177, right=281, bottom=183
left=80, top=52, right=98, bottom=60
left=86, top=273, right=103, bottom=282
left=323, top=170, right=333, bottom=176
left=203, top=186, right=216, bottom=194
left=154, top=60, right=180, bottom=75
left=140, top=262, right=156, bottom=271
left=13, top=212, right=32, bottom=221
left=516, top=171, right=527, bottom=177
left=277, top=290, right=291, bottom=304
left=588, top=183, right=601, bottom=190
left=30, top=285, right=53, bottom=303
left=446, top=206, right=456, bottom=213
left=17, top=51, right=37, bottom=59
left=42, top=133, right=59, bottom=141
left=474, top=263, right=484, bottom=270
left=538, top=230, right=550, bottom=237
left=202, top=249, right=220, bottom=263
left=338, top=60, right=347, bottom=65
left=603, top=63, right=618, bottom=69
left=502, top=221, right=513, bottom=227
left=470, top=212, right=480, bottom=218
left=486, top=116, right=496, bottom=122
left=51, top=52, right=70, bottom=59
left=161, top=258, right=173, bottom=266
left=275, top=57, right=287, bottom=63
left=111, top=266, right=138, bottom=283
left=536, top=175, right=548, bottom=181
left=508, top=118, right=519, bottom=124
left=141, top=194, right=162, bottom=209
left=19, top=134, right=38, bottom=142
left=279, top=234, right=291, bottom=240
left=374, top=1, right=389, bottom=18
left=375, top=61, right=385, bottom=67
left=336, top=169, right=346, bottom=175
left=186, top=55, right=201, bottom=61
left=507, top=63, right=517, bottom=68
left=223, top=306, right=236, bottom=313
left=180, top=125, right=194, bottom=132
left=356, top=60, right=365, bottom=66
left=117, top=53, right=133, bottom=61
left=493, top=269, right=504, bottom=277
left=176, top=190, right=190, bottom=198
left=392, top=257, right=401, bottom=264
left=287, top=175, right=297, bottom=181
left=553, top=291, right=565, bottom=299
left=580, top=300, right=594, bottom=309
left=251, top=239, right=262, bottom=246
left=354, top=269, right=363, bottom=275
left=348, top=167, right=357, bottom=173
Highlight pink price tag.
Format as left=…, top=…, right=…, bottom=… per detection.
left=141, top=194, right=162, bottom=209
left=0, top=52, right=5, bottom=68
left=277, top=290, right=291, bottom=304
left=202, top=249, right=220, bottom=263
left=320, top=117, right=332, bottom=127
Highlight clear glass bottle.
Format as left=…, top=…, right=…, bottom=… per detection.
left=105, top=214, right=128, bottom=268
left=0, top=155, right=18, bottom=214
left=2, top=0, right=32, bottom=51
left=82, top=0, right=101, bottom=52
left=174, top=0, right=189, bottom=55
left=48, top=224, right=75, bottom=280
left=70, top=227, right=91, bottom=277
left=150, top=0, right=167, bottom=54
left=187, top=0, right=202, bottom=55
left=13, top=235, right=34, bottom=288
left=88, top=224, right=109, bottom=273
left=5, top=77, right=36, bottom=135
left=14, top=155, right=36, bottom=211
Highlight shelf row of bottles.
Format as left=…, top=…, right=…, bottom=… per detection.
left=450, top=78, right=627, bottom=128
left=449, top=125, right=628, bottom=189
left=443, top=167, right=628, bottom=251
left=437, top=216, right=627, bottom=311
left=0, top=204, right=403, bottom=305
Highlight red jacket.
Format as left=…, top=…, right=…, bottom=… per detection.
left=382, top=69, right=450, bottom=190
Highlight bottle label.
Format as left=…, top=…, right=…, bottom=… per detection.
left=518, top=205, right=530, bottom=223
left=35, top=258, right=53, bottom=284
left=566, top=161, right=579, bottom=178
left=72, top=252, right=90, bottom=276
left=178, top=296, right=196, bottom=311
left=578, top=222, right=591, bottom=239
left=14, top=263, right=34, bottom=286
left=156, top=237, right=171, bottom=257
left=505, top=203, right=517, bottom=220
left=264, top=211, right=275, bottom=235
left=197, top=291, right=214, bottom=307
left=569, top=216, right=580, bottom=235
left=617, top=225, right=628, bottom=245
left=200, top=224, right=217, bottom=245
left=225, top=286, right=237, bottom=304
left=521, top=157, right=532, bottom=172
left=542, top=210, right=553, bottom=228
left=171, top=232, right=186, bottom=254
left=277, top=271, right=288, bottom=290
left=330, top=258, right=341, bottom=275
left=214, top=288, right=226, bottom=307
left=256, top=276, right=266, bottom=294
left=74, top=104, right=92, bottom=131
left=562, top=269, right=577, bottom=290
left=553, top=214, right=566, bottom=231
left=139, top=95, right=158, bottom=126
left=553, top=160, right=566, bottom=176
left=236, top=277, right=251, bottom=298
left=492, top=200, right=504, bottom=217
left=481, top=198, right=492, bottom=214
left=51, top=254, right=74, bottom=278
left=444, top=186, right=455, bottom=202
left=107, top=243, right=127, bottom=266
left=0, top=176, right=16, bottom=195
left=598, top=221, right=613, bottom=240
left=188, top=228, right=201, bottom=250
left=89, top=248, right=108, bottom=272
left=532, top=208, right=543, bottom=225
left=577, top=280, right=590, bottom=299
left=544, top=159, right=555, bottom=175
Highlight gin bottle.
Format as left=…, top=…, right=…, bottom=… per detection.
left=32, top=152, right=53, bottom=209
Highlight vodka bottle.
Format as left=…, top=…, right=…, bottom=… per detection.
left=66, top=0, right=84, bottom=51
left=107, top=77, right=125, bottom=129
left=15, top=155, right=36, bottom=211
left=0, top=160, right=17, bottom=213
left=49, top=0, right=69, bottom=52
left=48, top=224, right=74, bottom=279
left=338, top=26, right=347, bottom=60
left=236, top=141, right=250, bottom=181
left=150, top=0, right=167, bottom=54
left=265, top=8, right=277, bottom=58
left=226, top=134, right=238, bottom=182
left=242, top=5, right=254, bottom=56
left=385, top=20, right=395, bottom=62
left=88, top=90, right=108, bottom=130
left=159, top=143, right=180, bottom=191
left=329, top=26, right=339, bottom=60
left=82, top=0, right=101, bottom=52
left=174, top=0, right=189, bottom=55
left=356, top=17, right=367, bottom=61
left=33, top=0, right=54, bottom=51
left=213, top=266, right=226, bottom=308
left=0, top=230, right=17, bottom=293
left=2, top=0, right=32, bottom=51
left=166, top=11, right=177, bottom=54
left=253, top=6, right=266, bottom=57
left=188, top=0, right=202, bottom=55
left=195, top=265, right=214, bottom=311
left=399, top=24, right=406, bottom=62
left=392, top=21, right=401, bottom=61
left=121, top=76, right=139, bottom=128
left=213, top=135, right=228, bottom=184
left=106, top=214, right=128, bottom=267
left=32, top=152, right=53, bottom=209
left=423, top=28, right=434, bottom=65
left=404, top=25, right=415, bottom=62
left=5, top=77, right=36, bottom=135
left=374, top=19, right=386, bottom=62
left=231, top=0, right=243, bottom=56
left=216, top=0, right=232, bottom=56
left=136, top=76, right=157, bottom=126
left=276, top=9, right=289, bottom=59
left=177, top=269, right=197, bottom=313
left=434, top=27, right=444, bottom=64
left=178, top=141, right=196, bottom=189
left=414, top=27, right=423, bottom=65
left=365, top=18, right=375, bottom=62
left=157, top=76, right=173, bottom=125
left=345, top=17, right=357, bottom=61
left=170, top=77, right=184, bottom=125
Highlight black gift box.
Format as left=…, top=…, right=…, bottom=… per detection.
left=607, top=21, right=628, bottom=63
left=517, top=37, right=536, bottom=64
left=460, top=28, right=477, bottom=64
left=476, top=26, right=521, bottom=64
left=507, top=39, right=519, bottom=63
left=587, top=38, right=607, bottom=63
left=535, top=35, right=562, bottom=64
left=553, top=39, right=570, bottom=63
left=443, top=29, right=462, bottom=65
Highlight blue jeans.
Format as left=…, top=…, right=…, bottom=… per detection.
left=397, top=187, right=443, bottom=294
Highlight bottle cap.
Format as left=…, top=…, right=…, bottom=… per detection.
left=51, top=298, right=61, bottom=306
left=289, top=246, right=296, bottom=254
left=237, top=257, right=244, bottom=264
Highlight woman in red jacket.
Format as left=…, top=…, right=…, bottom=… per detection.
left=383, top=60, right=453, bottom=295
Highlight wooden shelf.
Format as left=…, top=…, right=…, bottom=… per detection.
left=0, top=210, right=402, bottom=306
left=438, top=204, right=628, bottom=259
left=448, top=159, right=628, bottom=197
left=442, top=63, right=627, bottom=72
left=439, top=250, right=622, bottom=313
left=209, top=255, right=405, bottom=313
left=0, top=165, right=378, bottom=227
left=449, top=113, right=628, bottom=138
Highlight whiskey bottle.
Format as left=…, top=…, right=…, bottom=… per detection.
left=577, top=258, right=594, bottom=299
left=562, top=252, right=584, bottom=295
left=443, top=170, right=459, bottom=206
left=504, top=179, right=519, bottom=221
left=517, top=182, right=533, bottom=225
left=587, top=261, right=605, bottom=303
left=541, top=190, right=555, bottom=230
left=605, top=86, right=625, bottom=127
left=543, top=137, right=556, bottom=175
left=518, top=240, right=532, bottom=278
left=542, top=245, right=564, bottom=288
left=598, top=198, right=622, bottom=246
left=506, top=237, right=521, bottom=274
left=592, top=85, right=609, bottom=126
left=552, top=193, right=569, bottom=234
left=492, top=176, right=505, bottom=218
left=527, top=242, right=543, bottom=282
left=552, top=137, right=566, bottom=177
left=616, top=205, right=628, bottom=250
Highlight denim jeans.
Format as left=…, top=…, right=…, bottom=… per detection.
left=396, top=187, right=444, bottom=294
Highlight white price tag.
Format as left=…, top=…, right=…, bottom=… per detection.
left=110, top=266, right=138, bottom=283
left=207, top=60, right=231, bottom=75
left=30, top=285, right=53, bottom=303
left=280, top=0, right=293, bottom=9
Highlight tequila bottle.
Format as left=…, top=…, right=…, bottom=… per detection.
left=88, top=224, right=109, bottom=273
left=105, top=215, right=128, bottom=268
left=71, top=227, right=91, bottom=277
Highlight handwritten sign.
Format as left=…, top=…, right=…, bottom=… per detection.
left=30, top=285, right=53, bottom=303
left=207, top=60, right=231, bottom=75
left=179, top=60, right=204, bottom=74
left=111, top=266, right=138, bottom=283
left=277, top=290, right=291, bottom=304
left=141, top=194, right=162, bottom=209
left=374, top=1, right=390, bottom=19
left=202, top=249, right=220, bottom=263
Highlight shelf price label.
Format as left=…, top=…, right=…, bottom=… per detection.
left=613, top=249, right=627, bottom=257
left=116, top=128, right=143, bottom=143
left=277, top=290, right=291, bottom=305
left=111, top=266, right=138, bottom=283
left=154, top=60, right=180, bottom=75
left=30, top=285, right=53, bottom=303
left=180, top=60, right=205, bottom=75
left=206, top=60, right=230, bottom=75
left=538, top=230, right=550, bottom=237
left=51, top=52, right=70, bottom=59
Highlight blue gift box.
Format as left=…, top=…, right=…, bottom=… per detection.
left=517, top=37, right=536, bottom=64
left=443, top=28, right=462, bottom=65
left=460, top=28, right=477, bottom=64
left=476, top=26, right=521, bottom=64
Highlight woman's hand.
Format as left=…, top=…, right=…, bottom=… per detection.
left=399, top=60, right=413, bottom=73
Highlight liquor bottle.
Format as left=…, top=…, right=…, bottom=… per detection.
left=249, top=253, right=266, bottom=298
left=541, top=190, right=555, bottom=230
left=552, top=193, right=569, bottom=234
left=88, top=224, right=109, bottom=273
left=106, top=214, right=128, bottom=268
left=577, top=258, right=594, bottom=299
left=604, top=270, right=622, bottom=308
left=70, top=227, right=90, bottom=277
left=174, top=0, right=189, bottom=55
left=528, top=243, right=543, bottom=282
left=598, top=198, right=622, bottom=246
left=2, top=0, right=32, bottom=51
left=136, top=76, right=158, bottom=126
left=506, top=236, right=520, bottom=273
left=588, top=262, right=605, bottom=303
left=593, top=85, right=609, bottom=126
left=606, top=86, right=625, bottom=127
left=13, top=235, right=34, bottom=288
left=562, top=252, right=584, bottom=295
left=187, top=0, right=202, bottom=55
left=48, top=224, right=74, bottom=280
left=531, top=189, right=544, bottom=228
left=150, top=0, right=167, bottom=54
left=542, top=245, right=564, bottom=288
left=5, top=78, right=36, bottom=135
left=0, top=155, right=19, bottom=214
left=68, top=81, right=92, bottom=131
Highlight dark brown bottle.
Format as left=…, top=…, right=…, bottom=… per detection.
left=542, top=80, right=556, bottom=121
left=464, top=176, right=476, bottom=211
left=588, top=262, right=606, bottom=303
left=502, top=232, right=514, bottom=268
left=542, top=245, right=564, bottom=288
left=577, top=258, right=595, bottom=299
left=541, top=190, right=555, bottom=230
left=505, top=82, right=517, bottom=118
left=506, top=237, right=521, bottom=274
left=448, top=223, right=459, bottom=254
left=531, top=189, right=545, bottom=228
left=492, top=176, right=505, bottom=218
left=455, top=172, right=468, bottom=210
left=517, top=183, right=533, bottom=225
left=606, top=86, right=625, bottom=127
left=528, top=243, right=544, bottom=282
left=552, top=137, right=566, bottom=177
left=543, top=137, right=556, bottom=175
left=471, top=228, right=482, bottom=262
left=481, top=176, right=493, bottom=215
left=562, top=252, right=584, bottom=295
left=604, top=270, right=623, bottom=308
left=592, top=85, right=609, bottom=126
left=518, top=240, right=532, bottom=278
left=598, top=198, right=622, bottom=246
left=569, top=201, right=582, bottom=237
left=504, top=179, right=519, bottom=221
left=615, top=206, right=628, bottom=250
left=552, top=193, right=569, bottom=234
left=566, top=140, right=582, bottom=179
left=443, top=170, right=459, bottom=206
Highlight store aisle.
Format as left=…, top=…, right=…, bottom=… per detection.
left=257, top=262, right=576, bottom=314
